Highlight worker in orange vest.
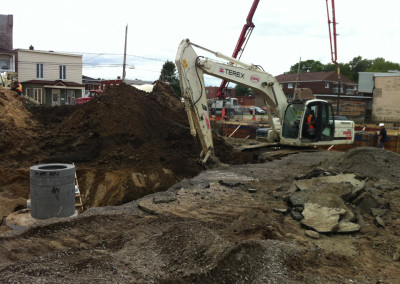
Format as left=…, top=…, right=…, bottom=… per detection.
left=307, top=109, right=316, bottom=137
left=13, top=81, right=22, bottom=96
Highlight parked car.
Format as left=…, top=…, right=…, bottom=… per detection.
left=75, top=90, right=103, bottom=105
left=249, top=106, right=266, bottom=115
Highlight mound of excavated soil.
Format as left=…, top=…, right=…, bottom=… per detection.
left=323, top=146, right=400, bottom=182
left=0, top=82, right=248, bottom=218
left=0, top=89, right=39, bottom=165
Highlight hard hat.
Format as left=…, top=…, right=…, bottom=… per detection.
left=379, top=123, right=384, bottom=127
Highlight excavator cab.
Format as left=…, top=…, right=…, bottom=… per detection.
left=282, top=100, right=335, bottom=143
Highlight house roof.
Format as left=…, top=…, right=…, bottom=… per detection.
left=21, top=80, right=83, bottom=87
left=15, top=49, right=82, bottom=58
left=275, top=71, right=355, bottom=84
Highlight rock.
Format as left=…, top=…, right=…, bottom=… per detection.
left=137, top=203, right=158, bottom=215
left=301, top=203, right=346, bottom=233
left=374, top=179, right=400, bottom=191
left=305, top=230, right=320, bottom=239
left=218, top=180, right=243, bottom=188
left=248, top=188, right=257, bottom=193
left=353, top=192, right=380, bottom=215
left=393, top=252, right=400, bottom=261
left=290, top=209, right=303, bottom=221
left=370, top=208, right=387, bottom=217
left=153, top=193, right=177, bottom=204
left=336, top=221, right=361, bottom=233
left=272, top=208, right=288, bottom=214
left=295, top=167, right=330, bottom=180
left=374, top=216, right=385, bottom=227
left=286, top=182, right=299, bottom=194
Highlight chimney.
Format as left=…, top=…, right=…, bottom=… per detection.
left=29, top=45, right=34, bottom=50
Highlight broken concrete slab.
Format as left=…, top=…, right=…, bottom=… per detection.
left=294, top=173, right=365, bottom=191
left=293, top=174, right=366, bottom=202
left=290, top=191, right=355, bottom=222
left=301, top=203, right=346, bottom=233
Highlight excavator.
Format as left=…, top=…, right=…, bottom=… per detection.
left=175, top=39, right=355, bottom=164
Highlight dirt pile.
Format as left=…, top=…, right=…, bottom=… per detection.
left=0, top=89, right=39, bottom=165
left=0, top=82, right=248, bottom=217
left=324, top=146, right=400, bottom=182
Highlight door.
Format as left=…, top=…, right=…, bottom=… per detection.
left=302, top=102, right=335, bottom=141
left=66, top=90, right=75, bottom=105
left=52, top=89, right=61, bottom=106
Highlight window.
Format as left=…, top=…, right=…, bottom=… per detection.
left=33, top=88, right=43, bottom=104
left=288, top=83, right=293, bottom=89
left=325, top=82, right=330, bottom=88
left=0, top=55, right=11, bottom=70
left=25, top=88, right=31, bottom=98
left=66, top=90, right=75, bottom=105
left=36, top=63, right=44, bottom=78
left=59, top=65, right=66, bottom=80
left=333, top=84, right=343, bottom=93
left=282, top=103, right=304, bottom=139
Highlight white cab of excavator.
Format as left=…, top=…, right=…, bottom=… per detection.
left=175, top=39, right=354, bottom=163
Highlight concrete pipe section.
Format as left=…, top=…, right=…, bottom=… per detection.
left=30, top=163, right=76, bottom=219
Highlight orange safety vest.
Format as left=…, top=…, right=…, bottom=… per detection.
left=307, top=114, right=315, bottom=128
left=16, top=83, right=22, bottom=92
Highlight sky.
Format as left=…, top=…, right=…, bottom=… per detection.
left=4, top=0, right=400, bottom=86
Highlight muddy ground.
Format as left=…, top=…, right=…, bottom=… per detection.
left=0, top=84, right=400, bottom=283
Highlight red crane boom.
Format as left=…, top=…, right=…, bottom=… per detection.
left=326, top=0, right=342, bottom=115
left=216, top=0, right=260, bottom=98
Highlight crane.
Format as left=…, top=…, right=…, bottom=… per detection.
left=216, top=0, right=260, bottom=99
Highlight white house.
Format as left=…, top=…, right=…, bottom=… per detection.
left=15, top=47, right=84, bottom=106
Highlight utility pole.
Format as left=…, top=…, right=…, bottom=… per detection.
left=293, top=57, right=301, bottom=100
left=122, top=24, right=128, bottom=82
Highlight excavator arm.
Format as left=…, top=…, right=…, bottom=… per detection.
left=175, top=39, right=287, bottom=163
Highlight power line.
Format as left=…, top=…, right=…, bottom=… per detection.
left=59, top=50, right=167, bottom=62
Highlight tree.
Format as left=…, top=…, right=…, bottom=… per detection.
left=348, top=56, right=372, bottom=82
left=159, top=60, right=181, bottom=96
left=235, top=84, right=253, bottom=97
left=366, top=57, right=400, bottom=73
left=288, top=60, right=325, bottom=73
